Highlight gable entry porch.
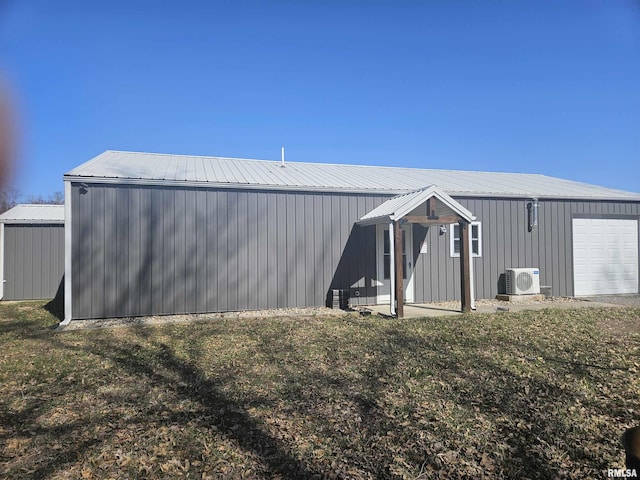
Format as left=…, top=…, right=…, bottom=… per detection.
left=359, top=186, right=476, bottom=318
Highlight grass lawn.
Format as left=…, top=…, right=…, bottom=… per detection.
left=1, top=302, right=639, bottom=479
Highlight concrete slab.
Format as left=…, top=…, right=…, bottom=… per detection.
left=365, top=299, right=621, bottom=319
left=496, top=294, right=544, bottom=302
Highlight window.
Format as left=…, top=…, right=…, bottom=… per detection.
left=450, top=222, right=482, bottom=258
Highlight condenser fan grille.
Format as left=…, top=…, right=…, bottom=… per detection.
left=516, top=272, right=533, bottom=292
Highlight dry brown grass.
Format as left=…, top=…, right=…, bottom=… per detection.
left=1, top=301, right=639, bottom=479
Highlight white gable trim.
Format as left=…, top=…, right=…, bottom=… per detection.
left=359, top=185, right=475, bottom=225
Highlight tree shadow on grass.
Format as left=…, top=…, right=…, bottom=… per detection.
left=249, top=317, right=631, bottom=478
left=55, top=327, right=315, bottom=479
left=3, top=312, right=633, bottom=479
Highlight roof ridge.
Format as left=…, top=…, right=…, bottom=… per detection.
left=104, top=150, right=553, bottom=177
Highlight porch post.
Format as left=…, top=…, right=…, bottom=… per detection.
left=388, top=221, right=396, bottom=316
left=394, top=220, right=404, bottom=318
left=459, top=220, right=472, bottom=313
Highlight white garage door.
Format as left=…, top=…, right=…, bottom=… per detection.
left=573, top=218, right=638, bottom=296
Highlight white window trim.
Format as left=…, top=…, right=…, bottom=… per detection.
left=450, top=222, right=482, bottom=258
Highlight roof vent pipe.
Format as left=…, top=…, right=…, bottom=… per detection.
left=281, top=147, right=285, bottom=167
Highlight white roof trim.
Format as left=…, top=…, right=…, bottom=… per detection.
left=359, top=186, right=475, bottom=225
left=0, top=204, right=65, bottom=224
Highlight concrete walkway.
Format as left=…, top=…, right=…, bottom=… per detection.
left=366, top=299, right=622, bottom=318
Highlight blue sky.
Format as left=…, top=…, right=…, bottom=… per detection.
left=0, top=0, right=639, bottom=198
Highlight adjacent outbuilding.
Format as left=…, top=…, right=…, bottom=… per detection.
left=62, top=151, right=640, bottom=323
left=0, top=204, right=65, bottom=301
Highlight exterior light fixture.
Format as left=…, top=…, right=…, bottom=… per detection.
left=528, top=199, right=539, bottom=232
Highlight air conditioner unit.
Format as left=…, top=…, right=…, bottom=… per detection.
left=505, top=268, right=540, bottom=295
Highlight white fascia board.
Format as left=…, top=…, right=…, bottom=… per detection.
left=358, top=215, right=391, bottom=226
left=0, top=219, right=64, bottom=225
left=62, top=176, right=640, bottom=202
left=390, top=186, right=476, bottom=223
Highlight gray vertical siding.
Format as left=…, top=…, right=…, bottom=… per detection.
left=411, top=198, right=640, bottom=303
left=70, top=182, right=640, bottom=319
left=71, top=183, right=386, bottom=319
left=3, top=224, right=64, bottom=300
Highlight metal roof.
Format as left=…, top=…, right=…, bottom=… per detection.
left=0, top=204, right=65, bottom=224
left=64, top=150, right=640, bottom=200
left=359, top=186, right=475, bottom=225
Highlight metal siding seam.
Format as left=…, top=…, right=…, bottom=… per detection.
left=88, top=187, right=98, bottom=316
left=149, top=189, right=161, bottom=315
left=121, top=189, right=131, bottom=315
left=46, top=227, right=56, bottom=297
left=166, top=188, right=177, bottom=314
left=186, top=190, right=198, bottom=312
left=222, top=189, right=232, bottom=310
left=256, top=192, right=268, bottom=309
left=176, top=189, right=188, bottom=313
left=12, top=227, right=21, bottom=299
left=246, top=192, right=257, bottom=310
left=294, top=194, right=304, bottom=307
left=274, top=193, right=285, bottom=308
left=516, top=200, right=525, bottom=267
left=101, top=187, right=114, bottom=317
left=285, top=193, right=297, bottom=307
left=137, top=188, right=149, bottom=315
left=10, top=227, right=19, bottom=298
left=236, top=191, right=248, bottom=310
left=194, top=189, right=207, bottom=313
left=497, top=201, right=506, bottom=292
left=552, top=202, right=560, bottom=294
left=96, top=187, right=107, bottom=318
left=31, top=227, right=40, bottom=297
left=205, top=191, right=217, bottom=311
left=40, top=227, right=49, bottom=297
left=558, top=201, right=571, bottom=295
left=544, top=202, right=554, bottom=292
left=134, top=188, right=144, bottom=315
left=82, top=187, right=91, bottom=316
left=332, top=194, right=342, bottom=300
left=268, top=192, right=279, bottom=308
left=22, top=226, right=32, bottom=299
left=307, top=195, right=317, bottom=306
left=160, top=189, right=170, bottom=314
left=228, top=190, right=240, bottom=311
left=562, top=202, right=571, bottom=296
left=481, top=200, right=491, bottom=299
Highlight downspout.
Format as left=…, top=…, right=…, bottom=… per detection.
left=0, top=222, right=4, bottom=300
left=60, top=180, right=72, bottom=325
left=388, top=220, right=396, bottom=316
